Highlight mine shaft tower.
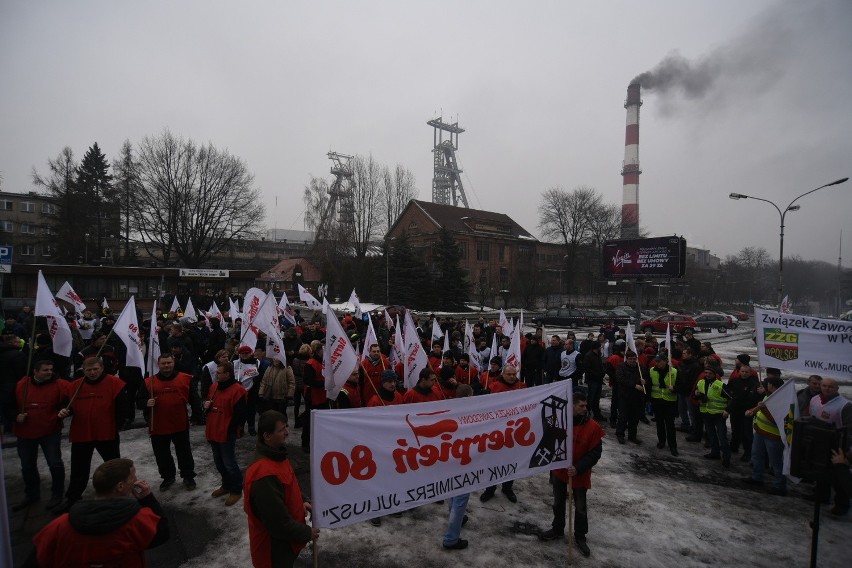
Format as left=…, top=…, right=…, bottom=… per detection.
left=428, top=116, right=468, bottom=208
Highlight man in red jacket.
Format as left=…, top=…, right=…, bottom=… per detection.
left=539, top=392, right=605, bottom=558
left=244, top=410, right=318, bottom=568
left=480, top=365, right=526, bottom=504
left=138, top=353, right=199, bottom=492
left=13, top=360, right=69, bottom=511
left=204, top=361, right=248, bottom=507
left=32, top=457, right=170, bottom=567
left=361, top=343, right=390, bottom=403
left=55, top=356, right=132, bottom=513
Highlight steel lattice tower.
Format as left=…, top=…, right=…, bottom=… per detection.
left=427, top=117, right=468, bottom=207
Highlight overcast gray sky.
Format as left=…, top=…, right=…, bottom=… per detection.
left=2, top=0, right=850, bottom=265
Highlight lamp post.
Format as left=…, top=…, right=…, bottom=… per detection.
left=729, top=177, right=848, bottom=306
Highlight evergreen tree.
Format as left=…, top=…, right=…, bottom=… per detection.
left=112, top=140, right=140, bottom=263
left=383, top=233, right=428, bottom=308
left=432, top=227, right=470, bottom=310
left=32, top=147, right=82, bottom=263
left=76, top=142, right=116, bottom=260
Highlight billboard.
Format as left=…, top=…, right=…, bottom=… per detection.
left=602, top=236, right=686, bottom=279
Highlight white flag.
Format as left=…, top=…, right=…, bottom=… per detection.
left=262, top=291, right=287, bottom=365
left=34, top=271, right=73, bottom=357
left=148, top=300, right=160, bottom=376
left=490, top=330, right=499, bottom=367
left=321, top=296, right=329, bottom=316
left=780, top=295, right=791, bottom=314
left=390, top=315, right=405, bottom=370
left=324, top=310, right=359, bottom=401
left=431, top=318, right=443, bottom=341
left=664, top=323, right=672, bottom=359
left=504, top=321, right=522, bottom=378
left=625, top=322, right=638, bottom=359
left=184, top=297, right=197, bottom=320
left=499, top=309, right=513, bottom=336
left=112, top=296, right=144, bottom=370
left=277, top=294, right=297, bottom=327
left=229, top=297, right=241, bottom=320
left=763, top=379, right=800, bottom=476
left=101, top=297, right=110, bottom=311
left=403, top=310, right=428, bottom=389
left=169, top=296, right=180, bottom=314
left=384, top=310, right=393, bottom=332
left=443, top=329, right=450, bottom=354
left=348, top=289, right=363, bottom=319
left=208, top=301, right=229, bottom=332
left=298, top=284, right=322, bottom=310
left=362, top=316, right=378, bottom=360
left=56, top=281, right=87, bottom=314
left=466, top=321, right=481, bottom=372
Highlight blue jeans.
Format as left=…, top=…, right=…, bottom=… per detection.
left=443, top=493, right=470, bottom=546
left=17, top=431, right=65, bottom=500
left=677, top=394, right=692, bottom=428
left=209, top=437, right=242, bottom=494
left=751, top=433, right=786, bottom=490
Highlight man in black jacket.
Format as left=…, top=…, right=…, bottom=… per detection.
left=726, top=363, right=761, bottom=462
left=615, top=352, right=645, bottom=444
left=542, top=336, right=563, bottom=384
left=676, top=348, right=702, bottom=435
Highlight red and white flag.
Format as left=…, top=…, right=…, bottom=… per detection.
left=324, top=310, right=359, bottom=401
left=431, top=318, right=443, bottom=341
left=240, top=288, right=270, bottom=351
left=390, top=315, right=404, bottom=370
left=208, top=301, right=229, bottom=332
left=277, top=293, right=297, bottom=327
left=361, top=316, right=378, bottom=360
left=56, top=281, right=87, bottom=314
left=263, top=291, right=287, bottom=364
left=384, top=310, right=393, bottom=331
left=298, top=284, right=322, bottom=310
left=504, top=321, right=522, bottom=378
left=403, top=310, right=428, bottom=389
left=780, top=295, right=791, bottom=314
left=35, top=271, right=72, bottom=357
left=499, top=309, right=513, bottom=336
left=348, top=289, right=363, bottom=319
left=112, top=296, right=144, bottom=370
left=148, top=300, right=160, bottom=376
left=465, top=321, right=481, bottom=372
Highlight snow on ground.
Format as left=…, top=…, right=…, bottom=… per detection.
left=5, top=323, right=850, bottom=567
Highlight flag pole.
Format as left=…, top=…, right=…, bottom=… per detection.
left=20, top=312, right=39, bottom=414
left=567, top=479, right=574, bottom=564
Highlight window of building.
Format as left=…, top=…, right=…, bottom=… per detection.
left=43, top=226, right=55, bottom=236
left=1, top=201, right=13, bottom=211
left=21, top=244, right=35, bottom=256
left=42, top=244, right=56, bottom=256
left=42, top=203, right=56, bottom=215
left=20, top=202, right=35, bottom=213
left=498, top=244, right=505, bottom=261
left=1, top=221, right=14, bottom=232
left=499, top=267, right=509, bottom=286
left=476, top=242, right=489, bottom=261
left=518, top=245, right=530, bottom=258
left=20, top=223, right=35, bottom=234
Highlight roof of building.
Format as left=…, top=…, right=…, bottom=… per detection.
left=261, top=257, right=322, bottom=282
left=393, top=200, right=537, bottom=240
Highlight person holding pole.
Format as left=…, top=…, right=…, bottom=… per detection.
left=539, top=392, right=604, bottom=558
left=614, top=351, right=644, bottom=445
left=137, top=352, right=199, bottom=492
left=244, top=410, right=318, bottom=568
left=54, top=356, right=132, bottom=513
left=12, top=360, right=68, bottom=511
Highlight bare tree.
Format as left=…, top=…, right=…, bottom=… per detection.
left=112, top=140, right=141, bottom=263
left=350, top=154, right=384, bottom=259
left=302, top=176, right=330, bottom=233
left=133, top=130, right=264, bottom=268
left=32, top=147, right=82, bottom=263
left=381, top=164, right=417, bottom=231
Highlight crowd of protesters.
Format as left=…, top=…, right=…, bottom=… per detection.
left=3, top=298, right=851, bottom=566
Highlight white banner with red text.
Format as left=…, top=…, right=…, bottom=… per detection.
left=309, top=382, right=573, bottom=528
left=755, top=308, right=852, bottom=380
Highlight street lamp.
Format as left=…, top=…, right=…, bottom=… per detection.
left=729, top=177, right=849, bottom=305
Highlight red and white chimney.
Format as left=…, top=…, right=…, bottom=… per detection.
left=620, top=82, right=642, bottom=238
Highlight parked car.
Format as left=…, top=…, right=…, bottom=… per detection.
left=534, top=308, right=593, bottom=328
left=639, top=314, right=698, bottom=335
left=694, top=313, right=736, bottom=332
left=729, top=310, right=749, bottom=321
left=603, top=309, right=634, bottom=326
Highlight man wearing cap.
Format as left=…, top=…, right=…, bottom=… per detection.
left=454, top=353, right=479, bottom=389
left=649, top=354, right=679, bottom=456
left=234, top=344, right=262, bottom=437
left=681, top=330, right=701, bottom=354
left=361, top=343, right=391, bottom=404
left=368, top=370, right=403, bottom=407
left=696, top=366, right=731, bottom=467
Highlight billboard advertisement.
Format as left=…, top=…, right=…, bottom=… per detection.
left=602, top=236, right=686, bottom=279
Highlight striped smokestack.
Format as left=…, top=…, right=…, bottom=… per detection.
left=620, top=82, right=642, bottom=238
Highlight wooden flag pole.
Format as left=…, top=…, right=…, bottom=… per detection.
left=567, top=479, right=575, bottom=565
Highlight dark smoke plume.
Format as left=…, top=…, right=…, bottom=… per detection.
left=630, top=1, right=850, bottom=106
